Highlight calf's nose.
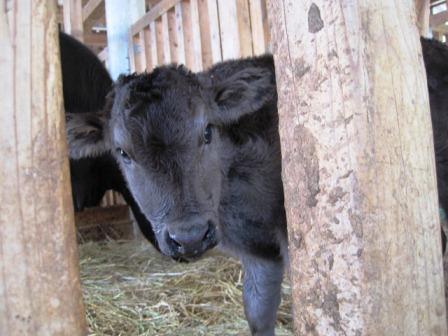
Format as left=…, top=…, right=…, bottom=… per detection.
left=166, top=219, right=216, bottom=256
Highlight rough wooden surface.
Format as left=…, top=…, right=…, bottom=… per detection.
left=415, top=0, right=430, bottom=37
left=63, top=0, right=84, bottom=41
left=267, top=0, right=447, bottom=335
left=0, top=1, right=86, bottom=335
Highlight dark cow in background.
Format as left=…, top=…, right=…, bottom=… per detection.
left=59, top=32, right=159, bottom=249
left=422, top=37, right=448, bottom=249
left=66, top=55, right=285, bottom=336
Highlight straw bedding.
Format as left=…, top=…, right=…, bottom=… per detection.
left=79, top=240, right=293, bottom=335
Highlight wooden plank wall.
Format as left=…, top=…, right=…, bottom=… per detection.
left=129, top=0, right=270, bottom=72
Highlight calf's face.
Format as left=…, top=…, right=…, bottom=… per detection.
left=67, top=63, right=275, bottom=259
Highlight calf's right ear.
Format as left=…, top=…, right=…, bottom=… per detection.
left=65, top=113, right=111, bottom=159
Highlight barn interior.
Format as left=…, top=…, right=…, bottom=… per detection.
left=61, top=0, right=448, bottom=334
left=60, top=0, right=287, bottom=334
left=2, top=0, right=448, bottom=335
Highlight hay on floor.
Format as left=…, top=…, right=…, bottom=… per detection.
left=79, top=240, right=293, bottom=336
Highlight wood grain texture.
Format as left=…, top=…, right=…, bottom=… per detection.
left=415, top=0, right=430, bottom=37
left=0, top=1, right=86, bottom=335
left=217, top=0, right=241, bottom=60
left=63, top=0, right=84, bottom=41
left=267, top=0, right=447, bottom=335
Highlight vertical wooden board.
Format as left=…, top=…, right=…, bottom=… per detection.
left=249, top=0, right=269, bottom=55
left=174, top=3, right=187, bottom=65
left=190, top=0, right=203, bottom=71
left=205, top=0, right=222, bottom=63
left=150, top=21, right=159, bottom=68
left=129, top=33, right=137, bottom=72
left=167, top=8, right=179, bottom=63
left=137, top=31, right=147, bottom=72
left=236, top=0, right=253, bottom=57
left=180, top=0, right=195, bottom=69
left=197, top=0, right=213, bottom=69
left=162, top=13, right=172, bottom=64
left=217, top=0, right=240, bottom=60
left=267, top=0, right=447, bottom=335
left=0, top=1, right=86, bottom=335
left=143, top=26, right=153, bottom=70
left=63, top=0, right=83, bottom=41
left=155, top=17, right=165, bottom=65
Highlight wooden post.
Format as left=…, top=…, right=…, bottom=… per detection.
left=63, top=0, right=84, bottom=41
left=0, top=1, right=86, bottom=335
left=416, top=0, right=430, bottom=37
left=267, top=1, right=447, bottom=335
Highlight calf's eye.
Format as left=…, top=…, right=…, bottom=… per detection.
left=116, top=148, right=131, bottom=164
left=204, top=124, right=212, bottom=144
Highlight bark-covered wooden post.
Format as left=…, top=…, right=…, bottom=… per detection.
left=0, top=1, right=86, bottom=335
left=267, top=1, right=447, bottom=335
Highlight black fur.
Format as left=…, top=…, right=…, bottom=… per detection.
left=59, top=32, right=159, bottom=250
left=422, top=37, right=448, bottom=250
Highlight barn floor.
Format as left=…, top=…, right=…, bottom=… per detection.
left=79, top=240, right=293, bottom=336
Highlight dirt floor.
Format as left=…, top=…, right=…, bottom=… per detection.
left=79, top=240, right=293, bottom=336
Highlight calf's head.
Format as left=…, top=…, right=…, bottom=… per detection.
left=67, top=61, right=276, bottom=259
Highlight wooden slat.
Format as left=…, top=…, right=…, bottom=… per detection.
left=430, top=9, right=448, bottom=27
left=167, top=8, right=179, bottom=63
left=137, top=31, right=148, bottom=72
left=82, top=0, right=103, bottom=22
left=198, top=0, right=214, bottom=69
left=63, top=0, right=84, bottom=41
left=217, top=0, right=240, bottom=60
left=131, top=0, right=182, bottom=35
left=83, top=32, right=107, bottom=47
left=162, top=12, right=172, bottom=63
left=155, top=17, right=165, bottom=64
left=174, top=3, right=187, bottom=65
left=249, top=0, right=269, bottom=55
left=190, top=0, right=203, bottom=71
left=205, top=0, right=222, bottom=64
left=97, top=47, right=108, bottom=64
left=150, top=21, right=159, bottom=68
left=128, top=33, right=137, bottom=73
left=180, top=0, right=194, bottom=68
left=75, top=205, right=130, bottom=229
left=236, top=0, right=253, bottom=57
left=143, top=26, right=153, bottom=70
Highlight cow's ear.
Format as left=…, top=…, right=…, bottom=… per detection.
left=210, top=66, right=276, bottom=124
left=65, top=112, right=111, bottom=159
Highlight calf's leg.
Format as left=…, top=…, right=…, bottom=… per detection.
left=242, top=256, right=284, bottom=336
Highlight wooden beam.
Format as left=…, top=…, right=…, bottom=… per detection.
left=131, top=0, right=182, bottom=36
left=0, top=1, right=86, bottom=334
left=75, top=205, right=130, bottom=229
left=82, top=0, right=103, bottom=22
left=249, top=0, right=269, bottom=55
left=236, top=0, right=253, bottom=57
left=217, top=0, right=241, bottom=60
left=174, top=2, right=187, bottom=65
left=205, top=0, right=222, bottom=64
left=267, top=0, right=447, bottom=334
left=97, top=46, right=108, bottom=64
left=430, top=9, right=448, bottom=27
left=63, top=0, right=84, bottom=41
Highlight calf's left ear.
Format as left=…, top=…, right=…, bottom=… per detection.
left=210, top=66, right=276, bottom=124
left=65, top=112, right=111, bottom=159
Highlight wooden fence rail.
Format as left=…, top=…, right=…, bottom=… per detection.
left=129, top=0, right=270, bottom=73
